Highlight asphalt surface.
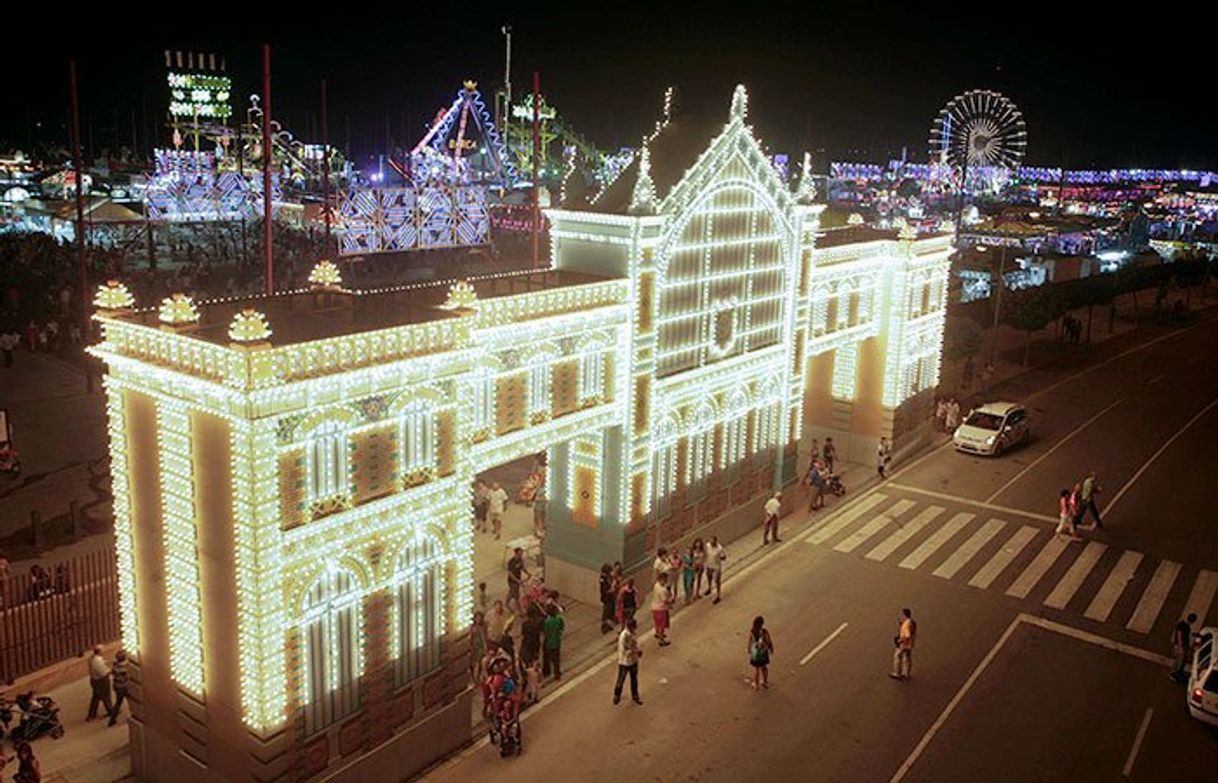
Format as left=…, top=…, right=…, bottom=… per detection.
left=422, top=311, right=1218, bottom=783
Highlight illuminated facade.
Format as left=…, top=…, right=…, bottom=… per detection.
left=91, top=86, right=949, bottom=783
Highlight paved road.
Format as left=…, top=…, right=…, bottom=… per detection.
left=423, top=312, right=1218, bottom=782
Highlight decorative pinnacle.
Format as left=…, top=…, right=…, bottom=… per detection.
left=228, top=308, right=272, bottom=343
left=629, top=145, right=659, bottom=215
left=158, top=293, right=199, bottom=325
left=94, top=280, right=135, bottom=310
left=442, top=279, right=478, bottom=309
left=730, top=84, right=749, bottom=123
left=308, top=259, right=343, bottom=290
left=795, top=152, right=817, bottom=203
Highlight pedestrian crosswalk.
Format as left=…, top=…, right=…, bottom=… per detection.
left=803, top=492, right=1218, bottom=638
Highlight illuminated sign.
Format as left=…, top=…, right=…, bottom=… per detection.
left=167, top=72, right=232, bottom=119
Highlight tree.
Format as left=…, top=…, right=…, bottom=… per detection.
left=943, top=315, right=984, bottom=362
left=1003, top=286, right=1066, bottom=366
left=1174, top=253, right=1207, bottom=310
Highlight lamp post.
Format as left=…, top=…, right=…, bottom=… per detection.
left=979, top=243, right=1009, bottom=374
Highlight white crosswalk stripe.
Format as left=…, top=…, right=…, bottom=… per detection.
left=1183, top=570, right=1218, bottom=626
left=805, top=493, right=888, bottom=545
left=968, top=525, right=1038, bottom=589
left=865, top=505, right=944, bottom=562
left=1084, top=550, right=1144, bottom=622
left=933, top=518, right=1006, bottom=580
left=834, top=499, right=916, bottom=553
left=1127, top=560, right=1181, bottom=634
left=1044, top=542, right=1108, bottom=609
left=1006, top=536, right=1072, bottom=600
left=898, top=512, right=974, bottom=571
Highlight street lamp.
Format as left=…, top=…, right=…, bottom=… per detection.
left=977, top=243, right=1009, bottom=372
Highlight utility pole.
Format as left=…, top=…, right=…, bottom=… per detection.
left=531, top=70, right=541, bottom=268
left=986, top=242, right=1008, bottom=371
left=502, top=25, right=513, bottom=137
left=69, top=59, right=92, bottom=393
left=262, top=44, right=274, bottom=295
left=321, top=77, right=331, bottom=258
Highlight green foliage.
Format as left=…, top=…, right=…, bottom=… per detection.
left=1003, top=285, right=1067, bottom=334
left=943, top=315, right=984, bottom=361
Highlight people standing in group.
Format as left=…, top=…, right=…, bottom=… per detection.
left=681, top=546, right=696, bottom=604
left=748, top=616, right=774, bottom=690
left=763, top=492, right=782, bottom=545
left=667, top=547, right=683, bottom=598
left=877, top=437, right=892, bottom=479
left=472, top=479, right=489, bottom=534
left=542, top=604, right=565, bottom=681
left=890, top=608, right=917, bottom=681
left=599, top=564, right=617, bottom=634
left=613, top=618, right=643, bottom=705
left=0, top=331, right=16, bottom=367
left=704, top=536, right=725, bottom=604
left=651, top=573, right=674, bottom=646
left=506, top=547, right=530, bottom=613
left=107, top=650, right=130, bottom=727
left=86, top=645, right=113, bottom=721
left=519, top=604, right=543, bottom=673
left=1172, top=612, right=1198, bottom=684
left=1055, top=488, right=1080, bottom=540
left=806, top=460, right=825, bottom=511
left=822, top=438, right=837, bottom=474
left=486, top=599, right=513, bottom=646
left=1077, top=470, right=1104, bottom=530
left=653, top=548, right=669, bottom=581
left=488, top=481, right=509, bottom=540
left=809, top=438, right=820, bottom=467
left=616, top=577, right=639, bottom=628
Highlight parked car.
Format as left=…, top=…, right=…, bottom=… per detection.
left=1188, top=626, right=1218, bottom=727
left=952, top=402, right=1030, bottom=456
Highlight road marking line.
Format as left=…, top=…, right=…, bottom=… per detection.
left=1006, top=535, right=1071, bottom=599
left=1084, top=550, right=1144, bottom=622
left=885, top=483, right=1057, bottom=524
left=984, top=399, right=1123, bottom=504
left=834, top=499, right=916, bottom=553
left=898, top=512, right=974, bottom=571
left=1126, top=560, right=1181, bottom=634
left=1103, top=397, right=1218, bottom=519
left=866, top=506, right=945, bottom=562
left=805, top=493, right=888, bottom=545
left=933, top=518, right=1006, bottom=580
left=1044, top=541, right=1108, bottom=609
left=799, top=622, right=849, bottom=666
left=969, top=525, right=1039, bottom=589
left=1183, top=569, right=1218, bottom=626
left=890, top=613, right=1172, bottom=783
left=1121, top=708, right=1154, bottom=777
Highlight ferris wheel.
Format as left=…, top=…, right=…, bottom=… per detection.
left=929, top=90, right=1027, bottom=171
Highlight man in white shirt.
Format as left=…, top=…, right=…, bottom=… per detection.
left=704, top=536, right=726, bottom=604
left=86, top=645, right=113, bottom=720
left=763, top=492, right=782, bottom=545
left=488, top=482, right=509, bottom=540
left=651, top=573, right=673, bottom=646
left=613, top=618, right=643, bottom=705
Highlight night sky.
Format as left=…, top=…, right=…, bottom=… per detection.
left=6, top=2, right=1215, bottom=170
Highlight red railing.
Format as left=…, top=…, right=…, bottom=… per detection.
left=0, top=549, right=120, bottom=684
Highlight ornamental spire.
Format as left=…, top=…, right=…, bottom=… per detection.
left=629, top=145, right=658, bottom=215
left=795, top=152, right=817, bottom=204
left=730, top=84, right=749, bottom=123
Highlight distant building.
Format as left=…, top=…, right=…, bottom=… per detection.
left=90, top=86, right=950, bottom=783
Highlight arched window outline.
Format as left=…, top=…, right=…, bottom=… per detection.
left=390, top=533, right=449, bottom=687
left=650, top=414, right=680, bottom=520
left=686, top=402, right=717, bottom=502
left=305, top=420, right=350, bottom=503
left=399, top=400, right=434, bottom=474
left=298, top=565, right=363, bottom=735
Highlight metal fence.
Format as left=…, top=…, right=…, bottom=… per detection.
left=0, top=549, right=120, bottom=684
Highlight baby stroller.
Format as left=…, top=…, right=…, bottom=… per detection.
left=825, top=473, right=847, bottom=497
left=10, top=691, right=65, bottom=741
left=488, top=693, right=523, bottom=757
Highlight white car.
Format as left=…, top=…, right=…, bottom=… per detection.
left=952, top=402, right=1030, bottom=457
left=1188, top=626, right=1218, bottom=726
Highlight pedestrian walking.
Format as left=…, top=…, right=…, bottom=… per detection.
left=889, top=608, right=917, bottom=680
left=616, top=577, right=639, bottom=628
left=598, top=563, right=616, bottom=634
left=651, top=573, right=674, bottom=646
left=506, top=547, right=530, bottom=613
left=877, top=437, right=892, bottom=479
left=822, top=438, right=837, bottom=474
left=763, top=492, right=782, bottom=545
left=613, top=618, right=643, bottom=705
left=1172, top=612, right=1198, bottom=684
left=107, top=650, right=130, bottom=726
left=704, top=536, right=725, bottom=604
left=542, top=604, right=565, bottom=680
left=472, top=479, right=489, bottom=533
left=488, top=482, right=509, bottom=540
left=806, top=460, right=825, bottom=511
left=935, top=397, right=948, bottom=432
left=86, top=645, right=113, bottom=721
left=748, top=616, right=775, bottom=690
left=1078, top=470, right=1104, bottom=530
left=1054, top=488, right=1080, bottom=540
left=0, top=331, right=15, bottom=368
